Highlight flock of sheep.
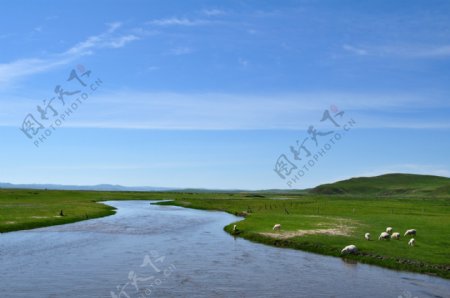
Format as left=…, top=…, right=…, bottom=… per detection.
left=232, top=223, right=417, bottom=258
left=341, top=227, right=417, bottom=255
left=264, top=223, right=417, bottom=256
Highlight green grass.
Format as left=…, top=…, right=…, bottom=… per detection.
left=1, top=173, right=449, bottom=279
left=0, top=189, right=167, bottom=232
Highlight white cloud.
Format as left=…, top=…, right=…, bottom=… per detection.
left=0, top=22, right=140, bottom=88
left=147, top=17, right=209, bottom=26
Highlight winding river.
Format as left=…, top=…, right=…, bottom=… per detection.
left=0, top=201, right=449, bottom=298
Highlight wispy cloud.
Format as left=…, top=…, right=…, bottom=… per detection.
left=106, top=21, right=122, bottom=33
left=201, top=9, right=226, bottom=16
left=64, top=22, right=139, bottom=55
left=395, top=45, right=450, bottom=58
left=147, top=17, right=209, bottom=26
left=45, top=15, right=59, bottom=21
left=342, top=44, right=368, bottom=56
left=2, top=91, right=449, bottom=130
left=0, top=57, right=72, bottom=86
left=147, top=66, right=159, bottom=71
left=0, top=22, right=140, bottom=88
left=167, top=47, right=193, bottom=56
left=238, top=58, right=249, bottom=67
left=33, top=26, right=43, bottom=33
left=343, top=43, right=450, bottom=58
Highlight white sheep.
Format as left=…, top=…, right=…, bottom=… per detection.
left=364, top=233, right=370, bottom=240
left=273, top=224, right=281, bottom=231
left=408, top=238, right=415, bottom=246
left=386, top=227, right=393, bottom=234
left=379, top=232, right=390, bottom=240
left=404, top=229, right=416, bottom=236
left=341, top=244, right=358, bottom=255
left=391, top=232, right=400, bottom=240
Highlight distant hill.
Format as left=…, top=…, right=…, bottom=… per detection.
left=310, top=173, right=450, bottom=196
left=2, top=173, right=449, bottom=195
left=0, top=182, right=175, bottom=192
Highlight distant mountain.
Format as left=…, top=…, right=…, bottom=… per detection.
left=0, top=182, right=307, bottom=193
left=310, top=173, right=450, bottom=196
left=3, top=173, right=449, bottom=195
left=0, top=182, right=175, bottom=192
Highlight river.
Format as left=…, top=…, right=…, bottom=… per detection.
left=0, top=200, right=449, bottom=298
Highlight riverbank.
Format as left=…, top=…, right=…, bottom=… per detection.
left=156, top=195, right=450, bottom=279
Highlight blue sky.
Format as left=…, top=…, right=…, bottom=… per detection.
left=1, top=0, right=449, bottom=189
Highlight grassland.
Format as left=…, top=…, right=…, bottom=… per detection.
left=1, top=174, right=449, bottom=279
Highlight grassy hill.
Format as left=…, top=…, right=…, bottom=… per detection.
left=310, top=173, right=450, bottom=196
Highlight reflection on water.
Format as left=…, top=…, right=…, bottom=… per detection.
left=0, top=201, right=449, bottom=298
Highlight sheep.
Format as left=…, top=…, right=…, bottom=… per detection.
left=391, top=232, right=400, bottom=240
left=379, top=232, right=390, bottom=240
left=364, top=233, right=371, bottom=240
left=273, top=224, right=281, bottom=231
left=386, top=227, right=393, bottom=234
left=232, top=224, right=240, bottom=235
left=341, top=244, right=358, bottom=255
left=404, top=229, right=416, bottom=236
left=408, top=238, right=415, bottom=246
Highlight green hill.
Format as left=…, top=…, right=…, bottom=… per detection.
left=310, top=173, right=450, bottom=196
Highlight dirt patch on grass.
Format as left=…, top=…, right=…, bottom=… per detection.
left=260, top=218, right=357, bottom=239
left=260, top=227, right=353, bottom=239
